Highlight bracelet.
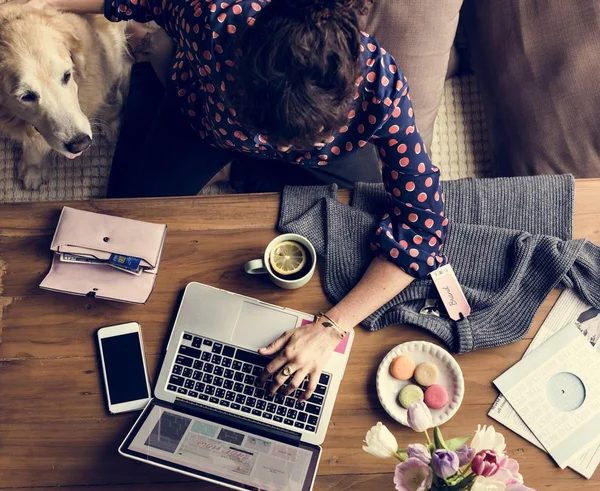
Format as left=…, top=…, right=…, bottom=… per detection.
left=315, top=311, right=348, bottom=338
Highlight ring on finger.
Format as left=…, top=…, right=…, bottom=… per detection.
left=282, top=365, right=293, bottom=377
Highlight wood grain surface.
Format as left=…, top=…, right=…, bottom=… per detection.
left=1, top=180, right=599, bottom=490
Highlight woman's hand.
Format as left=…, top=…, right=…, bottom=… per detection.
left=259, top=322, right=344, bottom=402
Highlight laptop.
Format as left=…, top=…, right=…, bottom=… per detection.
left=119, top=282, right=354, bottom=491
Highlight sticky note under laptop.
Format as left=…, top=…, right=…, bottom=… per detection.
left=494, top=323, right=600, bottom=469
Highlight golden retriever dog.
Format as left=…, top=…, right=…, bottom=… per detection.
left=0, top=2, right=130, bottom=189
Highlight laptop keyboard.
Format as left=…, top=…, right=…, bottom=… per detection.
left=166, top=332, right=332, bottom=433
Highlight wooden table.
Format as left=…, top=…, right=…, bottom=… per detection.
left=1, top=180, right=599, bottom=491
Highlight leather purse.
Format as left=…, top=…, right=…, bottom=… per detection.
left=40, top=207, right=167, bottom=304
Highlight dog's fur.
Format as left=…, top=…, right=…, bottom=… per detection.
left=0, top=2, right=130, bottom=189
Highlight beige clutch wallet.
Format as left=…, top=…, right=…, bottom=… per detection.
left=40, top=206, right=167, bottom=304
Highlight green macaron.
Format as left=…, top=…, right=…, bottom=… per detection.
left=398, top=384, right=424, bottom=409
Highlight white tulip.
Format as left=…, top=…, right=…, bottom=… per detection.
left=362, top=422, right=399, bottom=459
left=471, top=476, right=507, bottom=491
left=471, top=425, right=507, bottom=457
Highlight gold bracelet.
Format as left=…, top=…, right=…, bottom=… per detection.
left=315, top=311, right=347, bottom=338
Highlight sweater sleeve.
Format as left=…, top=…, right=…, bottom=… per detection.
left=371, top=74, right=448, bottom=278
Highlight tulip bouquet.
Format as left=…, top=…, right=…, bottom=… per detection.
left=363, top=402, right=535, bottom=491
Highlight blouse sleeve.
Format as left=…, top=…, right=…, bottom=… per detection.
left=371, top=74, right=448, bottom=278
left=104, top=0, right=176, bottom=31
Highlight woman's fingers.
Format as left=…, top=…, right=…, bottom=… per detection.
left=300, top=371, right=320, bottom=402
left=260, top=352, right=288, bottom=384
left=269, top=363, right=299, bottom=395
left=259, top=330, right=293, bottom=356
left=284, top=369, right=308, bottom=396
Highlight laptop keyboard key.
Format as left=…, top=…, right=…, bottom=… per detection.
left=315, top=384, right=327, bottom=395
left=193, top=360, right=203, bottom=370
left=214, top=377, right=224, bottom=388
left=235, top=350, right=269, bottom=367
left=183, top=333, right=193, bottom=341
left=199, top=394, right=208, bottom=401
left=224, top=380, right=233, bottom=390
left=214, top=366, right=224, bottom=376
left=212, top=354, right=222, bottom=365
left=254, top=388, right=265, bottom=399
left=226, top=391, right=236, bottom=401
left=231, top=403, right=241, bottom=410
left=263, top=412, right=273, bottom=420
left=188, top=390, right=199, bottom=398
left=222, top=346, right=235, bottom=358
left=274, top=394, right=285, bottom=405
left=195, top=382, right=205, bottom=392
left=287, top=409, right=298, bottom=419
left=308, top=415, right=318, bottom=425
left=224, top=369, right=234, bottom=379
left=284, top=418, right=294, bottom=426
left=266, top=403, right=277, bottom=413
left=167, top=384, right=178, bottom=392
left=252, top=409, right=261, bottom=416
left=183, top=368, right=193, bottom=378
left=192, top=336, right=202, bottom=348
left=244, top=385, right=254, bottom=396
left=220, top=400, right=230, bottom=407
left=205, top=386, right=215, bottom=396
left=242, top=363, right=252, bottom=374
left=319, top=373, right=331, bottom=385
left=276, top=406, right=287, bottom=416
left=212, top=343, right=223, bottom=354
left=222, top=358, right=232, bottom=368
left=306, top=425, right=316, bottom=432
left=179, top=346, right=201, bottom=359
left=234, top=372, right=245, bottom=382
left=216, top=389, right=225, bottom=398
left=201, top=352, right=212, bottom=361
left=252, top=366, right=262, bottom=377
left=308, top=394, right=324, bottom=406
left=257, top=400, right=266, bottom=410
left=242, top=407, right=251, bottom=414
left=204, top=363, right=214, bottom=374
left=193, top=370, right=203, bottom=381
left=246, top=397, right=256, bottom=408
left=203, top=374, right=213, bottom=384
left=234, top=382, right=244, bottom=392
left=295, top=422, right=305, bottom=429
left=305, top=403, right=321, bottom=415
left=173, top=365, right=183, bottom=375
left=232, top=361, right=242, bottom=371
left=274, top=416, right=283, bottom=423
left=295, top=400, right=306, bottom=411
left=209, top=397, right=219, bottom=404
left=169, top=375, right=185, bottom=387
left=175, top=355, right=193, bottom=367
left=177, top=387, right=188, bottom=395
left=236, top=394, right=246, bottom=405
left=298, top=412, right=308, bottom=423
left=284, top=397, right=295, bottom=408
left=203, top=339, right=213, bottom=347
left=244, top=374, right=255, bottom=385
left=184, top=379, right=195, bottom=389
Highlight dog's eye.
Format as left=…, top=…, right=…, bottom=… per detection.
left=20, top=91, right=38, bottom=103
left=62, top=71, right=71, bottom=84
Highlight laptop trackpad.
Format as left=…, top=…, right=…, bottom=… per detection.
left=232, top=301, right=299, bottom=351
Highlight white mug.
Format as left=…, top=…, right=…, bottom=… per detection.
left=244, top=233, right=316, bottom=290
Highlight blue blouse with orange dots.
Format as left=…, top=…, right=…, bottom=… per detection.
left=105, top=0, right=448, bottom=278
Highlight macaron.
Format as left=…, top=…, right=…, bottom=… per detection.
left=424, top=384, right=448, bottom=409
left=398, top=384, right=424, bottom=409
left=414, top=362, right=439, bottom=387
left=389, top=355, right=416, bottom=380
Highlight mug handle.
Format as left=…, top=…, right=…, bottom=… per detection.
left=244, top=259, right=268, bottom=275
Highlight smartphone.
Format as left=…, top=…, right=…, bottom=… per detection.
left=97, top=322, right=151, bottom=414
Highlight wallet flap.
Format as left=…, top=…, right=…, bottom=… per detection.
left=40, top=255, right=156, bottom=304
left=51, top=207, right=167, bottom=269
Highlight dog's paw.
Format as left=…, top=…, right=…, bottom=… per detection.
left=19, top=166, right=46, bottom=191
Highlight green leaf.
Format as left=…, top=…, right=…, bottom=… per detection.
left=445, top=436, right=471, bottom=451
left=445, top=473, right=476, bottom=490
left=396, top=450, right=408, bottom=462
left=434, top=427, right=449, bottom=450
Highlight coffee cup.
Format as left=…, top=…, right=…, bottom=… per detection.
left=244, top=233, right=316, bottom=290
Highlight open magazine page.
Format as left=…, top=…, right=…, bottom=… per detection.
left=127, top=404, right=317, bottom=491
left=489, top=289, right=600, bottom=479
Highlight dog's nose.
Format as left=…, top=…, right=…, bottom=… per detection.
left=64, top=134, right=92, bottom=154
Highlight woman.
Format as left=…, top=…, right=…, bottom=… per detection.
left=41, top=0, right=448, bottom=401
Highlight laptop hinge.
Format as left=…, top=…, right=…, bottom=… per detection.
left=174, top=398, right=302, bottom=446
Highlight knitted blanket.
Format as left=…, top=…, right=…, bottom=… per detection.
left=279, top=175, right=600, bottom=352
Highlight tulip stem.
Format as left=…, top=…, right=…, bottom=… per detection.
left=424, top=430, right=432, bottom=446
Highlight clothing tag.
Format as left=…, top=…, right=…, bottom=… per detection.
left=430, top=264, right=471, bottom=321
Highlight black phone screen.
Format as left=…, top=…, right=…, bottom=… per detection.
left=101, top=332, right=149, bottom=404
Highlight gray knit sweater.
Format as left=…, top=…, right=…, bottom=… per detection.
left=279, top=175, right=600, bottom=353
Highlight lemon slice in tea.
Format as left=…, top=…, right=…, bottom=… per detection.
left=269, top=241, right=307, bottom=276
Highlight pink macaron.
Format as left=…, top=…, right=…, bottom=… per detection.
left=424, top=384, right=448, bottom=409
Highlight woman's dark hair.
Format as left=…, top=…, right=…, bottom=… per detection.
left=230, top=0, right=372, bottom=151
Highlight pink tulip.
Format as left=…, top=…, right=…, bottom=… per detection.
left=472, top=449, right=500, bottom=477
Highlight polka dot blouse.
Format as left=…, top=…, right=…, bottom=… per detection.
left=105, top=0, right=448, bottom=278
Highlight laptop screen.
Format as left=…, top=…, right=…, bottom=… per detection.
left=120, top=400, right=320, bottom=491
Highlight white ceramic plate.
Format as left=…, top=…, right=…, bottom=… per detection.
left=376, top=341, right=464, bottom=426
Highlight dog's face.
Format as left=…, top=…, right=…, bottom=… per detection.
left=0, top=8, right=92, bottom=158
